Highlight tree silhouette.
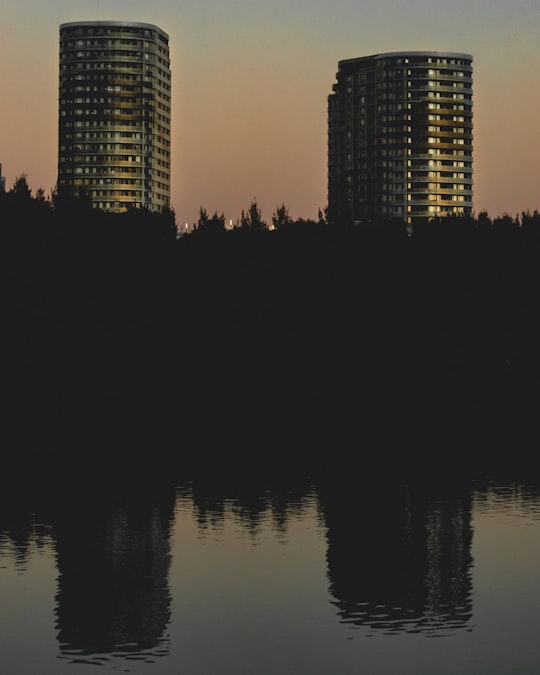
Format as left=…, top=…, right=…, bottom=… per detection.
left=271, top=203, right=292, bottom=230
left=240, top=199, right=266, bottom=231
left=2, top=173, right=540, bottom=462
left=196, top=207, right=225, bottom=235
left=10, top=174, right=32, bottom=201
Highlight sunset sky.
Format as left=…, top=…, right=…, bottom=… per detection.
left=1, top=0, right=539, bottom=226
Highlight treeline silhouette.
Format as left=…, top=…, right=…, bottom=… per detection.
left=2, top=177, right=540, bottom=470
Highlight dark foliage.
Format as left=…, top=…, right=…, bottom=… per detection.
left=2, top=181, right=540, bottom=472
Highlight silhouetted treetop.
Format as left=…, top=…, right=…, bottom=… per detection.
left=271, top=203, right=292, bottom=230
left=240, top=199, right=266, bottom=231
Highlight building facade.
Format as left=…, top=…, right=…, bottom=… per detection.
left=328, top=51, right=473, bottom=225
left=58, top=21, right=171, bottom=213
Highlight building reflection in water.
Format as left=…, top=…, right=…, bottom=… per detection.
left=52, top=478, right=176, bottom=664
left=319, top=478, right=473, bottom=636
left=1, top=449, right=476, bottom=660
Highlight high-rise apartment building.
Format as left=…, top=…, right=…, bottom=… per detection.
left=58, top=21, right=171, bottom=213
left=328, top=51, right=473, bottom=225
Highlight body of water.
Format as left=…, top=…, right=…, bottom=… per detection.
left=2, top=457, right=540, bottom=674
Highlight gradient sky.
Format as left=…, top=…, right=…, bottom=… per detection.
left=1, top=0, right=539, bottom=225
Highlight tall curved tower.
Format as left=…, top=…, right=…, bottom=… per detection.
left=58, top=21, right=171, bottom=213
left=328, top=51, right=473, bottom=225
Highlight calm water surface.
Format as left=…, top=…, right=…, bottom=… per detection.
left=2, top=468, right=540, bottom=674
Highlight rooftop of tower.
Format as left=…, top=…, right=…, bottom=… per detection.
left=59, top=20, right=168, bottom=40
left=338, top=50, right=473, bottom=66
